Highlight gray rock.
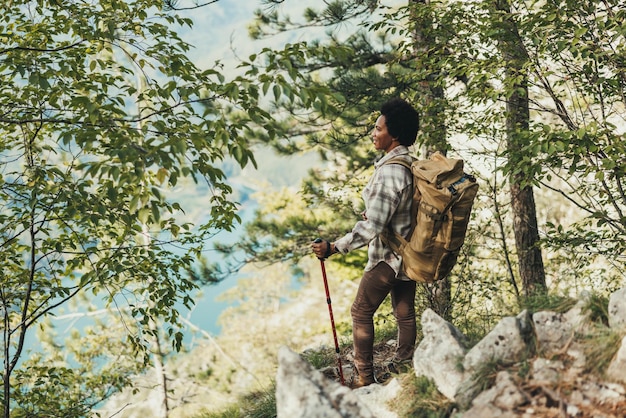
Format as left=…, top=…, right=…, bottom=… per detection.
left=471, top=371, right=528, bottom=410
left=531, top=358, right=565, bottom=384
left=352, top=378, right=400, bottom=418
left=516, top=309, right=535, bottom=341
left=413, top=309, right=468, bottom=399
left=609, top=288, right=626, bottom=331
left=463, top=314, right=534, bottom=374
left=276, top=346, right=375, bottom=418
left=456, top=311, right=534, bottom=409
left=575, top=379, right=626, bottom=406
left=563, top=295, right=592, bottom=333
left=454, top=372, right=486, bottom=411
left=533, top=311, right=573, bottom=355
left=275, top=288, right=626, bottom=417
left=459, top=403, right=517, bottom=418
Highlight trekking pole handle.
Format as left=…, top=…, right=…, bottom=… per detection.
left=313, top=238, right=332, bottom=260
left=313, top=238, right=324, bottom=260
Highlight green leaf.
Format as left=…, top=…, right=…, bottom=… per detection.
left=273, top=84, right=281, bottom=102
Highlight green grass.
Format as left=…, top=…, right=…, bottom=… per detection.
left=520, top=292, right=577, bottom=314
left=238, top=385, right=277, bottom=418
left=391, top=374, right=455, bottom=418
left=581, top=293, right=610, bottom=326
left=194, top=382, right=277, bottom=418
left=196, top=404, right=241, bottom=418
left=581, top=326, right=623, bottom=376
left=301, top=346, right=339, bottom=369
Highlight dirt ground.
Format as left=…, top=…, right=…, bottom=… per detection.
left=320, top=340, right=407, bottom=388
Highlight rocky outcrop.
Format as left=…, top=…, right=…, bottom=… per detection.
left=418, top=291, right=626, bottom=417
left=276, top=346, right=399, bottom=418
left=609, top=288, right=626, bottom=330
left=276, top=288, right=626, bottom=417
left=413, top=308, right=468, bottom=399
left=465, top=310, right=534, bottom=371
left=275, top=346, right=373, bottom=418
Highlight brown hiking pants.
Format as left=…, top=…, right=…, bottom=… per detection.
left=351, top=261, right=417, bottom=378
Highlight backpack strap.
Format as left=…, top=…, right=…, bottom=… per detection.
left=380, top=156, right=413, bottom=171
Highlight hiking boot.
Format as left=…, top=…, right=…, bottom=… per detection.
left=350, top=373, right=376, bottom=389
left=386, top=357, right=412, bottom=375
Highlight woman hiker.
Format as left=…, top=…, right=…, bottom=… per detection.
left=311, top=97, right=420, bottom=388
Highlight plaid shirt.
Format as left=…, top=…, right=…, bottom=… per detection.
left=334, top=146, right=413, bottom=279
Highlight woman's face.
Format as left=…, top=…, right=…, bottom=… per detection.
left=371, top=115, right=399, bottom=153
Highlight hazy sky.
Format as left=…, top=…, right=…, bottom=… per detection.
left=179, top=1, right=317, bottom=72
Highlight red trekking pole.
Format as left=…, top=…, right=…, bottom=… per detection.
left=314, top=238, right=345, bottom=385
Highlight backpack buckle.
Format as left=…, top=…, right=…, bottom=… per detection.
left=448, top=174, right=472, bottom=195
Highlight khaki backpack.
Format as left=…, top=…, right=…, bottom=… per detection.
left=381, top=151, right=479, bottom=283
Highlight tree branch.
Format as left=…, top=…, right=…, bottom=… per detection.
left=0, top=39, right=86, bottom=55
left=163, top=0, right=220, bottom=11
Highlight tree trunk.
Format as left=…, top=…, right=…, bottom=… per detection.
left=494, top=0, right=547, bottom=297
left=511, top=183, right=546, bottom=296
left=410, top=0, right=448, bottom=156
left=410, top=0, right=452, bottom=319
left=153, top=331, right=170, bottom=417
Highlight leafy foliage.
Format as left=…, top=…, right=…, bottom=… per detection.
left=9, top=315, right=144, bottom=417
left=446, top=0, right=626, bottom=263
left=226, top=0, right=626, bottom=309
left=0, top=0, right=292, bottom=415
left=215, top=2, right=434, bottom=279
